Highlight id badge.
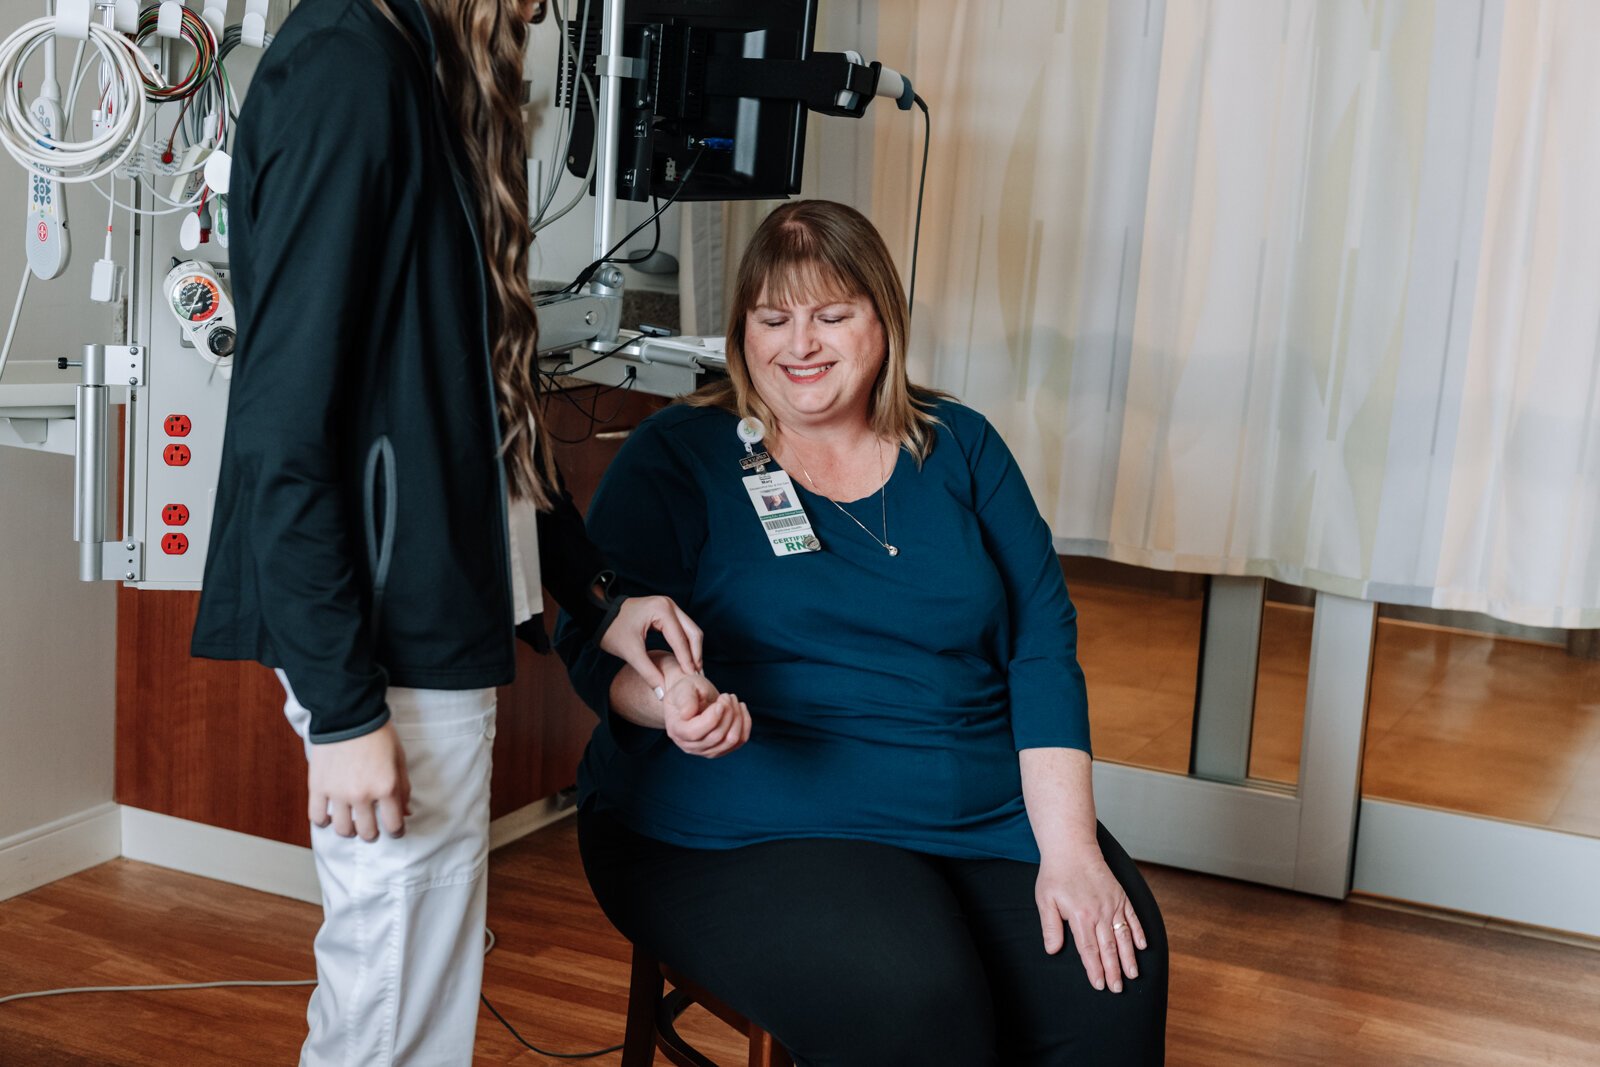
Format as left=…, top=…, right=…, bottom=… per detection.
left=742, top=469, right=822, bottom=555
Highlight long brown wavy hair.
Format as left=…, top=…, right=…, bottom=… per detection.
left=375, top=0, right=558, bottom=507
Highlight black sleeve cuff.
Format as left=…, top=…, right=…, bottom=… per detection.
left=308, top=704, right=392, bottom=745
left=515, top=616, right=553, bottom=653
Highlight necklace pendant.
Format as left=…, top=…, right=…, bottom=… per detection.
left=886, top=545, right=899, bottom=556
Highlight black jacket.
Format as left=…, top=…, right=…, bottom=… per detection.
left=192, top=0, right=607, bottom=741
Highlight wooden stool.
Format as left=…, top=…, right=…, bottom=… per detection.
left=622, top=944, right=793, bottom=1067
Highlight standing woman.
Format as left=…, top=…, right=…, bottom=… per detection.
left=191, top=0, right=718, bottom=1063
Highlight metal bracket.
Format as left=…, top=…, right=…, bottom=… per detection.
left=596, top=51, right=644, bottom=80
left=106, top=344, right=147, bottom=388
left=102, top=538, right=144, bottom=582
left=4, top=418, right=48, bottom=446
left=535, top=290, right=623, bottom=354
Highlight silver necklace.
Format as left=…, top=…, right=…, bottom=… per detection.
left=792, top=437, right=899, bottom=557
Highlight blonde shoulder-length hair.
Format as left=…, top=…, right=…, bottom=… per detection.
left=685, top=200, right=946, bottom=462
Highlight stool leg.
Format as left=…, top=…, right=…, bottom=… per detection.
left=622, top=947, right=664, bottom=1067
left=749, top=1025, right=793, bottom=1067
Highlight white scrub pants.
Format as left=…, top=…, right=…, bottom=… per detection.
left=280, top=672, right=497, bottom=1067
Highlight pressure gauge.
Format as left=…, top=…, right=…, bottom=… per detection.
left=173, top=275, right=219, bottom=322
left=163, top=261, right=236, bottom=377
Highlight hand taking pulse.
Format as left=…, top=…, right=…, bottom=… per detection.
left=599, top=594, right=704, bottom=692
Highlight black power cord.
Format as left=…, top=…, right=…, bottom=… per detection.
left=551, top=330, right=641, bottom=380
left=554, top=144, right=710, bottom=295
left=542, top=359, right=639, bottom=444
left=476, top=928, right=628, bottom=1058
left=612, top=195, right=664, bottom=267
left=908, top=92, right=930, bottom=320
left=481, top=993, right=625, bottom=1060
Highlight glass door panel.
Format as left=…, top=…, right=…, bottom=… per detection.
left=1248, top=595, right=1312, bottom=786
left=1352, top=612, right=1600, bottom=937
left=1061, top=560, right=1375, bottom=900
left=1362, top=616, right=1600, bottom=835
left=1066, top=559, right=1202, bottom=776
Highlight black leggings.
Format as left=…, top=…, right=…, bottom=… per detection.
left=579, top=808, right=1167, bottom=1066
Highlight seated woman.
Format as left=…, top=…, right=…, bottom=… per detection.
left=557, top=199, right=1167, bottom=1066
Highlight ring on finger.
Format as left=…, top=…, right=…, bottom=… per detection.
left=1112, top=921, right=1127, bottom=932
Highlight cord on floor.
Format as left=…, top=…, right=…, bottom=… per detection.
left=0, top=926, right=625, bottom=1060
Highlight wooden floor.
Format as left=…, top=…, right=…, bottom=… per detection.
left=2, top=820, right=1597, bottom=1065
left=1074, top=580, right=1600, bottom=835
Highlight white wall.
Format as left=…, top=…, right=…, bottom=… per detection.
left=0, top=2, right=123, bottom=897
left=0, top=440, right=120, bottom=900
left=0, top=449, right=118, bottom=834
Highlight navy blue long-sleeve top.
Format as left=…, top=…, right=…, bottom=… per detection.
left=555, top=398, right=1090, bottom=862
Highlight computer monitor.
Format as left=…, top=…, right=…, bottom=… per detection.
left=561, top=0, right=820, bottom=202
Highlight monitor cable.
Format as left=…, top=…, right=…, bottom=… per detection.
left=908, top=92, right=929, bottom=320
left=553, top=143, right=708, bottom=296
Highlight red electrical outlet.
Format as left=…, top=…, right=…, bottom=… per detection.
left=162, top=503, right=190, bottom=526
left=163, top=443, right=192, bottom=466
left=161, top=533, right=189, bottom=555
left=164, top=414, right=192, bottom=437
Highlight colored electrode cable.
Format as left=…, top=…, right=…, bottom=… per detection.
left=132, top=5, right=220, bottom=103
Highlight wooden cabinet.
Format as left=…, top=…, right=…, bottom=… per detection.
left=115, top=386, right=665, bottom=847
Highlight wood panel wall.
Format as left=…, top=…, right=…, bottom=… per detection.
left=116, top=385, right=665, bottom=846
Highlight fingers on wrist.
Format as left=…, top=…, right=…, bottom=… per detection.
left=665, top=669, right=705, bottom=695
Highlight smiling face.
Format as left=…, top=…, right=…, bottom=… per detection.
left=721, top=202, right=916, bottom=450
left=743, top=281, right=887, bottom=436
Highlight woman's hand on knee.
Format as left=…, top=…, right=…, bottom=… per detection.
left=307, top=722, right=413, bottom=842
left=661, top=670, right=751, bottom=759
left=1034, top=852, right=1148, bottom=994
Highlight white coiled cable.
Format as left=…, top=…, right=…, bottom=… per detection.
left=0, top=16, right=157, bottom=183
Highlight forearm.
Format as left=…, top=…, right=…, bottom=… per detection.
left=535, top=483, right=614, bottom=632
left=1019, top=747, right=1099, bottom=863
left=255, top=481, right=388, bottom=742
left=607, top=650, right=691, bottom=729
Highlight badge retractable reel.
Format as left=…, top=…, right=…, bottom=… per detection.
left=163, top=260, right=236, bottom=378
left=737, top=416, right=821, bottom=555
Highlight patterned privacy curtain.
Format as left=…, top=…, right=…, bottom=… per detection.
left=842, top=0, right=1600, bottom=628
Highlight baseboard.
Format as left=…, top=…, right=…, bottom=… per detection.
left=0, top=802, right=122, bottom=902
left=120, top=807, right=321, bottom=905
left=489, top=794, right=574, bottom=851
left=116, top=799, right=576, bottom=905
